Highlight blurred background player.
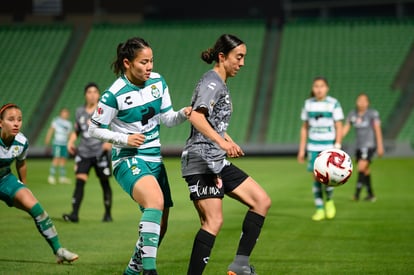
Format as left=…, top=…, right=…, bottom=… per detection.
left=88, top=36, right=191, bottom=275
left=63, top=82, right=113, bottom=223
left=45, top=107, right=72, bottom=184
left=343, top=93, right=384, bottom=202
left=297, top=76, right=344, bottom=221
left=0, top=103, right=78, bottom=263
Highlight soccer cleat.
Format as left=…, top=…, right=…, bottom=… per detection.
left=312, top=209, right=325, bottom=221
left=227, top=263, right=257, bottom=275
left=62, top=213, right=79, bottom=223
left=143, top=270, right=158, bottom=275
left=364, top=196, right=376, bottom=202
left=325, top=200, right=336, bottom=219
left=59, top=177, right=71, bottom=184
left=56, top=248, right=79, bottom=264
left=102, top=213, right=113, bottom=222
left=48, top=176, right=56, bottom=185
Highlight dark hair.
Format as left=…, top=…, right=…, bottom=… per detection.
left=310, top=76, right=329, bottom=97
left=111, top=37, right=151, bottom=76
left=0, top=103, right=20, bottom=119
left=84, top=82, right=99, bottom=94
left=201, top=34, right=244, bottom=64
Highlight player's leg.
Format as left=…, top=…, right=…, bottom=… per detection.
left=154, top=162, right=173, bottom=246
left=1, top=174, right=78, bottom=263
left=307, top=151, right=326, bottom=220
left=58, top=145, right=70, bottom=184
left=353, top=149, right=366, bottom=201
left=361, top=148, right=375, bottom=201
left=116, top=158, right=163, bottom=275
left=48, top=145, right=59, bottom=184
left=223, top=164, right=271, bottom=275
left=63, top=156, right=90, bottom=222
left=185, top=174, right=225, bottom=275
left=95, top=153, right=113, bottom=221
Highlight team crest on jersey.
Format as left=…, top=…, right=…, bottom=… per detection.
left=12, top=146, right=20, bottom=157
left=151, top=85, right=160, bottom=98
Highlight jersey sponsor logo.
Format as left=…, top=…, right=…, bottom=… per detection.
left=151, top=85, right=160, bottom=98
left=124, top=95, right=133, bottom=105
left=97, top=107, right=104, bottom=115
left=207, top=82, right=216, bottom=90
left=188, top=180, right=222, bottom=197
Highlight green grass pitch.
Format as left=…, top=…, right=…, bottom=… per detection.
left=0, top=156, right=413, bottom=274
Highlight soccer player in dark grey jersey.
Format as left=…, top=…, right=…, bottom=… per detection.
left=62, top=82, right=113, bottom=222
left=181, top=34, right=271, bottom=275
left=343, top=93, right=384, bottom=202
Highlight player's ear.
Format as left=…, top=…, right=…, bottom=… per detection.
left=123, top=58, right=130, bottom=70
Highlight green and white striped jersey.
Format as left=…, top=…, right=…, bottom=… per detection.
left=301, top=96, right=344, bottom=152
left=50, top=116, right=72, bottom=146
left=90, top=73, right=181, bottom=168
left=0, top=132, right=28, bottom=178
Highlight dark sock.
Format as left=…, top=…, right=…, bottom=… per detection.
left=71, top=178, right=85, bottom=217
left=355, top=172, right=366, bottom=199
left=100, top=178, right=112, bottom=216
left=236, top=211, right=265, bottom=257
left=365, top=174, right=374, bottom=197
left=187, top=229, right=216, bottom=275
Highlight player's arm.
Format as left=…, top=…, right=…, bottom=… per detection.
left=16, top=159, right=27, bottom=184
left=334, top=120, right=343, bottom=149
left=342, top=120, right=351, bottom=138
left=88, top=95, right=145, bottom=147
left=160, top=107, right=192, bottom=127
left=44, top=126, right=54, bottom=145
left=189, top=109, right=243, bottom=158
left=297, top=121, right=308, bottom=163
left=373, top=120, right=384, bottom=157
left=67, top=131, right=78, bottom=156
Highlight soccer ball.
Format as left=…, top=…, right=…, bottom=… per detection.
left=313, top=148, right=353, bottom=187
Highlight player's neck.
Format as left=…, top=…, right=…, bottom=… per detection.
left=85, top=103, right=97, bottom=113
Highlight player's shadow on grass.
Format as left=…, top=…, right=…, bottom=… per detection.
left=0, top=258, right=74, bottom=265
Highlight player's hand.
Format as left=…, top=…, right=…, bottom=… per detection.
left=377, top=146, right=384, bottom=158
left=127, top=133, right=146, bottom=147
left=297, top=150, right=305, bottom=163
left=102, top=142, right=112, bottom=152
left=67, top=142, right=76, bottom=156
left=184, top=106, right=192, bottom=118
left=220, top=140, right=244, bottom=158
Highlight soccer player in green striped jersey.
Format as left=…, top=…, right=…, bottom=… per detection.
left=297, top=76, right=344, bottom=221
left=88, top=37, right=191, bottom=275
left=0, top=103, right=78, bottom=264
left=45, top=107, right=72, bottom=184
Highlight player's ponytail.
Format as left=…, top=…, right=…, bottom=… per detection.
left=201, top=34, right=244, bottom=64
left=111, top=37, right=151, bottom=76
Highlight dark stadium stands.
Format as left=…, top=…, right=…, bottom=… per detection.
left=0, top=24, right=72, bottom=133
left=2, top=17, right=414, bottom=155
left=266, top=18, right=414, bottom=145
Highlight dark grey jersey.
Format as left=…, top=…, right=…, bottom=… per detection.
left=74, top=106, right=104, bottom=158
left=181, top=70, right=232, bottom=176
left=346, top=108, right=381, bottom=149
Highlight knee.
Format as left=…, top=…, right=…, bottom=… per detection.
left=261, top=194, right=272, bottom=213
left=202, top=216, right=223, bottom=235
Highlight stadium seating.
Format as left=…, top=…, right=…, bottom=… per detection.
left=0, top=24, right=72, bottom=133
left=265, top=18, right=414, bottom=145
left=36, top=20, right=266, bottom=146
